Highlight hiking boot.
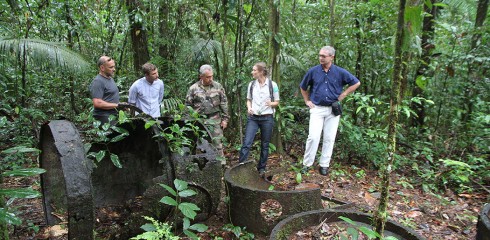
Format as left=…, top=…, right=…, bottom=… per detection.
left=319, top=167, right=329, bottom=176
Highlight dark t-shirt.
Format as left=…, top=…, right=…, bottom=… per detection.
left=299, top=64, right=359, bottom=106
left=90, top=74, right=119, bottom=117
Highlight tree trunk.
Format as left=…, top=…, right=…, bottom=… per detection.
left=220, top=0, right=239, bottom=141
left=268, top=0, right=283, bottom=154
left=64, top=2, right=79, bottom=115
left=104, top=0, right=122, bottom=55
left=127, top=0, right=150, bottom=74
left=353, top=0, right=368, bottom=123
left=329, top=0, right=335, bottom=47
left=231, top=0, right=255, bottom=143
left=21, top=42, right=27, bottom=108
left=463, top=0, right=489, bottom=123
left=411, top=0, right=438, bottom=128
left=118, top=31, right=129, bottom=70
left=374, top=0, right=406, bottom=236
left=472, top=0, right=489, bottom=50
left=158, top=0, right=171, bottom=72
left=231, top=0, right=244, bottom=144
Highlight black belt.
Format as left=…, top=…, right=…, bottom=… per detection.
left=252, top=114, right=273, bottom=117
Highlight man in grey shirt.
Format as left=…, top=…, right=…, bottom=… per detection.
left=128, top=63, right=164, bottom=118
left=90, top=56, right=120, bottom=124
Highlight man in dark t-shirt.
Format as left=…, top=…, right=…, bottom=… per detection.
left=89, top=56, right=119, bottom=124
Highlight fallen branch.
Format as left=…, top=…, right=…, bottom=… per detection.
left=471, top=178, right=490, bottom=194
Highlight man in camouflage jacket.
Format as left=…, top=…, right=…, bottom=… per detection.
left=185, top=64, right=229, bottom=163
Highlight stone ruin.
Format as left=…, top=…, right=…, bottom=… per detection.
left=39, top=117, right=426, bottom=239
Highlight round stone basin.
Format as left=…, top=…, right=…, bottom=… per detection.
left=225, top=161, right=323, bottom=235
left=270, top=209, right=425, bottom=239
left=477, top=203, right=490, bottom=240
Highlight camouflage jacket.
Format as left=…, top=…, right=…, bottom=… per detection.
left=185, top=80, right=229, bottom=122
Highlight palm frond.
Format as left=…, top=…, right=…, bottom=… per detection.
left=441, top=0, right=477, bottom=17
left=280, top=52, right=305, bottom=70
left=162, top=98, right=183, bottom=112
left=191, top=38, right=223, bottom=64
left=0, top=37, right=90, bottom=72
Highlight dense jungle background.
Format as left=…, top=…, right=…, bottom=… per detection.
left=0, top=0, right=489, bottom=239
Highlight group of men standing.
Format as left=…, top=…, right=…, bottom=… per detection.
left=90, top=57, right=164, bottom=123
left=89, top=45, right=360, bottom=175
left=89, top=57, right=228, bottom=163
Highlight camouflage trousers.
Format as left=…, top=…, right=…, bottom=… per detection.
left=203, top=115, right=226, bottom=164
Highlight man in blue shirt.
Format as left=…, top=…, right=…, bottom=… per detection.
left=128, top=63, right=164, bottom=118
left=299, top=46, right=360, bottom=176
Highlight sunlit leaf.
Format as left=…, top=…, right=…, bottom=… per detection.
left=110, top=153, right=122, bottom=168
left=243, top=4, right=252, bottom=14
left=183, top=229, right=199, bottom=240
left=158, top=184, right=177, bottom=196
left=296, top=172, right=302, bottom=184
left=183, top=217, right=190, bottom=230
left=189, top=223, right=208, bottom=232
left=140, top=223, right=156, bottom=232
left=174, top=179, right=188, bottom=191
left=178, top=203, right=200, bottom=220
left=110, top=134, right=127, bottom=143
left=339, top=216, right=356, bottom=225
left=95, top=150, right=106, bottom=162
left=178, top=189, right=197, bottom=198
left=160, top=196, right=177, bottom=206
left=112, top=127, right=129, bottom=135
left=118, top=110, right=128, bottom=123
left=1, top=146, right=40, bottom=155
left=358, top=226, right=380, bottom=238
left=2, top=168, right=45, bottom=177
left=134, top=232, right=159, bottom=239
left=415, top=75, right=428, bottom=90
left=0, top=208, right=22, bottom=225
left=0, top=188, right=41, bottom=198
left=231, top=225, right=242, bottom=238
left=144, top=120, right=157, bottom=129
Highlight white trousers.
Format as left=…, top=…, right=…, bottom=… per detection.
left=303, top=105, right=340, bottom=168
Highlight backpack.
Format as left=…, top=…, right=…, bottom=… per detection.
left=249, top=79, right=274, bottom=102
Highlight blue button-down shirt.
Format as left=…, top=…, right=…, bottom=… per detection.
left=128, top=77, right=164, bottom=118
left=299, top=64, right=359, bottom=106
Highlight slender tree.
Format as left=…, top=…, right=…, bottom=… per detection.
left=126, top=0, right=150, bottom=74
left=64, top=1, right=80, bottom=115
left=463, top=0, right=489, bottom=123
left=329, top=0, right=335, bottom=47
left=374, top=0, right=406, bottom=236
left=229, top=0, right=256, bottom=140
left=269, top=0, right=283, bottom=153
left=158, top=0, right=172, bottom=72
left=411, top=0, right=439, bottom=128
left=472, top=0, right=489, bottom=49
